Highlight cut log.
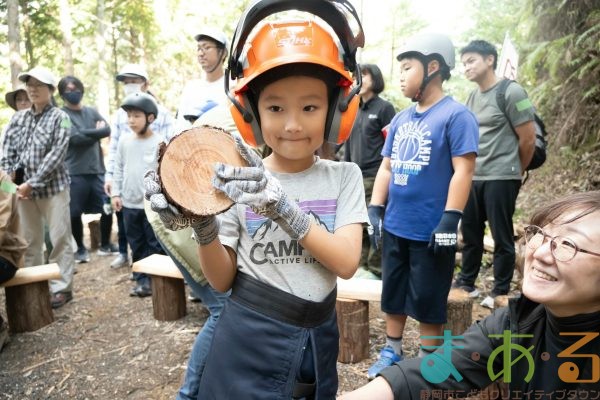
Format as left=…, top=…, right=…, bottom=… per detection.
left=444, top=288, right=473, bottom=336
left=5, top=281, right=54, bottom=333
left=151, top=276, right=186, bottom=321
left=336, top=298, right=369, bottom=363
left=158, top=126, right=248, bottom=216
left=88, top=219, right=100, bottom=250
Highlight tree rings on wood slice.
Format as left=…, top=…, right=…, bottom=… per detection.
left=158, top=125, right=248, bottom=216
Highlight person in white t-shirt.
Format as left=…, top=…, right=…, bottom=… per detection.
left=175, top=28, right=230, bottom=130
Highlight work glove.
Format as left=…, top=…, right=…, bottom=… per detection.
left=367, top=205, right=385, bottom=250
left=212, top=136, right=311, bottom=241
left=428, top=210, right=462, bottom=256
left=143, top=170, right=219, bottom=245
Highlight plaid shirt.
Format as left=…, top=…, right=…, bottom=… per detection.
left=0, top=105, right=71, bottom=199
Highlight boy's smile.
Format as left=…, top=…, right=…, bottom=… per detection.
left=257, top=75, right=329, bottom=173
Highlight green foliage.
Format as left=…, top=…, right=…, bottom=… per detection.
left=19, top=0, right=62, bottom=68
left=519, top=0, right=600, bottom=149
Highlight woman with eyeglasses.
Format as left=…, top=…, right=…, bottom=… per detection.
left=340, top=190, right=600, bottom=399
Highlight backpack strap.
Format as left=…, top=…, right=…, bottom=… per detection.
left=495, top=78, right=516, bottom=135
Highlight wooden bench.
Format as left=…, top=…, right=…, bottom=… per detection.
left=335, top=280, right=473, bottom=364
left=1, top=263, right=61, bottom=333
left=132, top=255, right=473, bottom=363
left=132, top=254, right=186, bottom=321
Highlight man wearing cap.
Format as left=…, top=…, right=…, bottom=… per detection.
left=0, top=66, right=76, bottom=309
left=175, top=28, right=230, bottom=130
left=104, top=63, right=175, bottom=270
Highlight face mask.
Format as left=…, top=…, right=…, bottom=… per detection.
left=123, top=83, right=143, bottom=96
left=62, top=91, right=83, bottom=105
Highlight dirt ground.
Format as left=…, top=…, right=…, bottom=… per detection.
left=0, top=223, right=500, bottom=400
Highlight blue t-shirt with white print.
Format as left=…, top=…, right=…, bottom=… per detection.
left=381, top=96, right=479, bottom=241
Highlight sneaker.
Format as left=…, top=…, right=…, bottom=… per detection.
left=110, top=253, right=131, bottom=269
left=480, top=295, right=495, bottom=309
left=188, top=293, right=202, bottom=303
left=51, top=291, right=73, bottom=309
left=97, top=243, right=119, bottom=256
left=451, top=281, right=480, bottom=298
left=367, top=346, right=403, bottom=380
left=130, top=282, right=152, bottom=297
left=74, top=247, right=90, bottom=263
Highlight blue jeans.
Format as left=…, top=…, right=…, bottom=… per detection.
left=162, top=248, right=229, bottom=400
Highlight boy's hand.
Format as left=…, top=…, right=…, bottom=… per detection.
left=212, top=136, right=310, bottom=240
left=143, top=170, right=219, bottom=245
left=111, top=196, right=123, bottom=212
left=428, top=210, right=462, bottom=256
left=367, top=205, right=385, bottom=250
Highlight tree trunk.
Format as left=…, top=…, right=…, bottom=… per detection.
left=95, top=0, right=111, bottom=119
left=59, top=0, right=74, bottom=75
left=7, top=0, right=22, bottom=88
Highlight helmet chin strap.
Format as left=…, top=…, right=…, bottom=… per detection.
left=205, top=49, right=226, bottom=74
left=411, top=58, right=440, bottom=103
left=140, top=117, right=151, bottom=135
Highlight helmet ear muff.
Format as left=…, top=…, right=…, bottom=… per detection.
left=229, top=92, right=263, bottom=147
left=325, top=85, right=360, bottom=144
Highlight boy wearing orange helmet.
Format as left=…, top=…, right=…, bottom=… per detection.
left=144, top=1, right=368, bottom=398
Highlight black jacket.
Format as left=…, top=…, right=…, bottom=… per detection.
left=379, top=296, right=600, bottom=399
left=343, top=96, right=395, bottom=177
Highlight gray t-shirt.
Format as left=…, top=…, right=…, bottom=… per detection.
left=113, top=132, right=162, bottom=209
left=219, top=158, right=368, bottom=302
left=466, top=79, right=535, bottom=180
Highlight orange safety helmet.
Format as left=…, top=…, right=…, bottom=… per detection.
left=226, top=0, right=365, bottom=147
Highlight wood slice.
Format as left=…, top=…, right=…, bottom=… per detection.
left=158, top=126, right=248, bottom=216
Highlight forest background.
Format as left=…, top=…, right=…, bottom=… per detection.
left=0, top=0, right=599, bottom=206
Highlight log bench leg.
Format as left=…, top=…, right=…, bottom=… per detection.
left=150, top=275, right=186, bottom=321
left=5, top=281, right=54, bottom=333
left=88, top=219, right=101, bottom=250
left=336, top=299, right=369, bottom=363
left=444, top=289, right=473, bottom=336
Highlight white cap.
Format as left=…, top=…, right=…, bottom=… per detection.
left=116, top=63, right=149, bottom=82
left=18, top=66, right=58, bottom=86
left=194, top=28, right=228, bottom=48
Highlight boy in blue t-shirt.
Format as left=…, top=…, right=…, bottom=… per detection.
left=367, top=32, right=479, bottom=379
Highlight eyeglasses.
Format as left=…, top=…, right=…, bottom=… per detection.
left=523, top=225, right=600, bottom=262
left=197, top=45, right=217, bottom=54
